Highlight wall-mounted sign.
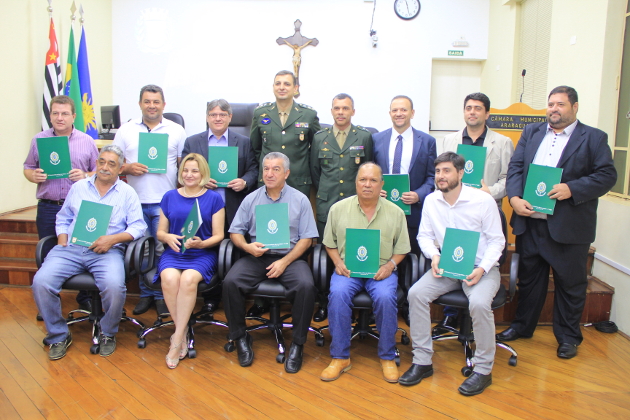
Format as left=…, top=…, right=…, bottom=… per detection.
left=448, top=50, right=463, bottom=56
left=487, top=114, right=547, bottom=131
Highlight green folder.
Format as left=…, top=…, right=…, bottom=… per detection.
left=70, top=200, right=114, bottom=247
left=457, top=144, right=486, bottom=188
left=208, top=146, right=238, bottom=187
left=138, top=132, right=168, bottom=173
left=255, top=203, right=290, bottom=249
left=438, top=227, right=480, bottom=280
left=522, top=164, right=564, bottom=215
left=36, top=136, right=71, bottom=179
left=345, top=228, right=380, bottom=278
left=383, top=174, right=411, bottom=215
left=180, top=198, right=202, bottom=254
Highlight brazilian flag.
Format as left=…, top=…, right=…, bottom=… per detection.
left=63, top=26, right=85, bottom=134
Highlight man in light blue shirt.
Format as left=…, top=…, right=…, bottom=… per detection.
left=32, top=145, right=147, bottom=360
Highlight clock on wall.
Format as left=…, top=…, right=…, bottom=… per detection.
left=394, top=0, right=421, bottom=21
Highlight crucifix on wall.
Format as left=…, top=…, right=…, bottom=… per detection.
left=276, top=19, right=318, bottom=98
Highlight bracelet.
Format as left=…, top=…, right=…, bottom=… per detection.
left=389, top=259, right=398, bottom=271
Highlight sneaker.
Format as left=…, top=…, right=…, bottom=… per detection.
left=155, top=299, right=170, bottom=317
left=99, top=334, right=117, bottom=357
left=49, top=333, right=72, bottom=360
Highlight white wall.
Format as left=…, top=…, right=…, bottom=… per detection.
left=111, top=0, right=489, bottom=136
left=0, top=0, right=112, bottom=214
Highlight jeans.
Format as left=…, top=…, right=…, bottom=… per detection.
left=328, top=272, right=399, bottom=360
left=140, top=203, right=163, bottom=299
left=32, top=245, right=126, bottom=344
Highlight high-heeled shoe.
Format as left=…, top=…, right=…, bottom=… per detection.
left=166, top=335, right=185, bottom=369
left=179, top=332, right=189, bottom=360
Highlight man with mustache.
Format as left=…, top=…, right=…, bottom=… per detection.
left=496, top=86, right=617, bottom=360
left=32, top=145, right=146, bottom=360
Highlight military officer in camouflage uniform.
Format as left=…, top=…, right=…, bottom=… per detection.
left=311, top=93, right=374, bottom=239
left=310, top=93, right=373, bottom=322
left=250, top=70, right=321, bottom=197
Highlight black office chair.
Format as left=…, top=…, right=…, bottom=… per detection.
left=163, top=112, right=185, bottom=129
left=312, top=244, right=417, bottom=365
left=420, top=208, right=519, bottom=375
left=206, top=103, right=258, bottom=137
left=219, top=239, right=324, bottom=363
left=136, top=237, right=228, bottom=358
left=35, top=235, right=148, bottom=354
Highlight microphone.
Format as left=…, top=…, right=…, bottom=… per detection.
left=520, top=69, right=526, bottom=102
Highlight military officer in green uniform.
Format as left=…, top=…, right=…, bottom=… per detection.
left=250, top=70, right=321, bottom=197
left=311, top=93, right=373, bottom=239
left=309, top=93, right=374, bottom=322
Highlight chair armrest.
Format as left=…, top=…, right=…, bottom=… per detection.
left=400, top=253, right=418, bottom=292
left=217, top=238, right=231, bottom=279
left=132, top=236, right=156, bottom=277
left=509, top=252, right=519, bottom=299
left=35, top=235, right=58, bottom=268
left=311, top=244, right=322, bottom=288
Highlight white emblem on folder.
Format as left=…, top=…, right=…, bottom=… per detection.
left=452, top=246, right=464, bottom=263
left=535, top=181, right=547, bottom=197
left=86, top=217, right=97, bottom=233
left=148, top=146, right=158, bottom=160
left=464, top=160, right=474, bottom=174
left=50, top=151, right=60, bottom=166
left=357, top=246, right=368, bottom=262
left=267, top=219, right=278, bottom=234
left=390, top=188, right=401, bottom=202
left=187, top=221, right=194, bottom=234
left=218, top=160, right=228, bottom=174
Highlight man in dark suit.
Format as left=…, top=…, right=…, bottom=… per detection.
left=373, top=95, right=436, bottom=257
left=496, top=86, right=616, bottom=359
left=182, top=99, right=258, bottom=312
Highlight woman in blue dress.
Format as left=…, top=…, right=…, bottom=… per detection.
left=156, top=153, right=225, bottom=369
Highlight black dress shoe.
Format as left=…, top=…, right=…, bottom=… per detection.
left=246, top=303, right=269, bottom=318
left=432, top=315, right=459, bottom=335
left=36, top=312, right=43, bottom=321
left=202, top=301, right=218, bottom=314
left=557, top=343, right=578, bottom=359
left=495, top=327, right=523, bottom=342
left=285, top=342, right=304, bottom=373
left=313, top=306, right=328, bottom=322
left=133, top=296, right=154, bottom=315
left=398, top=363, right=433, bottom=386
left=458, top=372, right=492, bottom=396
left=235, top=333, right=254, bottom=367
left=155, top=299, right=170, bottom=317
left=78, top=300, right=92, bottom=313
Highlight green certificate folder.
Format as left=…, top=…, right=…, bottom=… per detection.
left=438, top=227, right=480, bottom=280
left=383, top=174, right=411, bottom=215
left=255, top=203, right=290, bottom=249
left=70, top=200, right=114, bottom=247
left=208, top=146, right=238, bottom=187
left=138, top=132, right=168, bottom=173
left=180, top=198, right=202, bottom=254
left=37, top=136, right=71, bottom=179
left=457, top=144, right=486, bottom=188
left=522, top=164, right=564, bottom=215
left=345, top=228, right=380, bottom=278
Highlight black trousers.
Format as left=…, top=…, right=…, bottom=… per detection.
left=222, top=254, right=316, bottom=345
left=511, top=218, right=590, bottom=345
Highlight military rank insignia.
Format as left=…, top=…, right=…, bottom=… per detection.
left=261, top=117, right=271, bottom=125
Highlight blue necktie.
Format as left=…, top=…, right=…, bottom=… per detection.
left=392, top=135, right=403, bottom=174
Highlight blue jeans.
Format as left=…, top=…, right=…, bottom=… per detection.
left=328, top=272, right=399, bottom=360
left=140, top=203, right=163, bottom=299
left=32, top=245, right=126, bottom=344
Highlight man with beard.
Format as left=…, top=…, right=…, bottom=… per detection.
left=399, top=152, right=504, bottom=396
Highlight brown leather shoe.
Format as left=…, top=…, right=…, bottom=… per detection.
left=381, top=359, right=399, bottom=383
left=320, top=358, right=352, bottom=381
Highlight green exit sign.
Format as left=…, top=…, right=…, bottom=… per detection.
left=448, top=50, right=464, bottom=56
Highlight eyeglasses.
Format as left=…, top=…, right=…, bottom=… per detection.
left=51, top=112, right=73, bottom=117
left=208, top=113, right=229, bottom=119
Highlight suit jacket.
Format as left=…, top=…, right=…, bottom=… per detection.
left=373, top=128, right=437, bottom=229
left=440, top=128, right=514, bottom=202
left=507, top=121, right=616, bottom=244
left=250, top=101, right=321, bottom=189
left=310, top=124, right=374, bottom=223
left=182, top=130, right=258, bottom=230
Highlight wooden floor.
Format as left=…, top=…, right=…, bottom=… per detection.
left=1, top=286, right=629, bottom=420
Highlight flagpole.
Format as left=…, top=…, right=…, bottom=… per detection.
left=42, top=0, right=63, bottom=130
